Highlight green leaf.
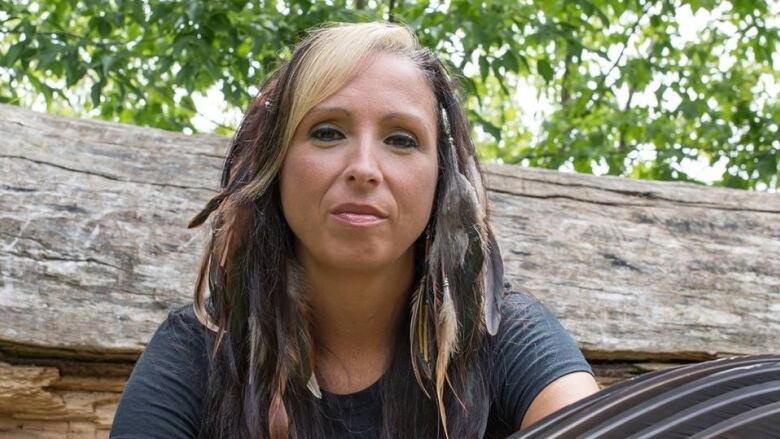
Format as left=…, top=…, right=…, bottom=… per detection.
left=188, top=3, right=201, bottom=20
left=501, top=51, right=519, bottom=73
left=5, top=42, right=26, bottom=65
left=97, top=17, right=113, bottom=37
left=100, top=55, right=114, bottom=77
left=625, top=59, right=652, bottom=90
left=479, top=55, right=489, bottom=81
left=3, top=0, right=774, bottom=190
left=37, top=43, right=61, bottom=70
left=469, top=109, right=502, bottom=141
left=91, top=81, right=105, bottom=107
left=537, top=59, right=554, bottom=82
left=756, top=154, right=777, bottom=179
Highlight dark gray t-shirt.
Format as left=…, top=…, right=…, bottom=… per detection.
left=110, top=289, right=593, bottom=438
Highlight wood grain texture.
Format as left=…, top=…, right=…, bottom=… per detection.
left=1, top=103, right=223, bottom=359
left=0, top=103, right=778, bottom=431
left=484, top=164, right=779, bottom=360
left=0, top=361, right=118, bottom=428
left=0, top=105, right=780, bottom=438
left=2, top=102, right=778, bottom=360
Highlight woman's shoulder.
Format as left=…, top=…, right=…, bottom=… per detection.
left=167, top=299, right=212, bottom=327
left=493, top=281, right=584, bottom=352
left=111, top=302, right=210, bottom=437
left=127, top=301, right=213, bottom=390
left=488, top=281, right=593, bottom=430
left=161, top=299, right=216, bottom=341
left=496, top=283, right=547, bottom=328
left=146, top=301, right=212, bottom=366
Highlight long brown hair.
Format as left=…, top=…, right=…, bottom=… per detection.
left=187, top=22, right=504, bottom=439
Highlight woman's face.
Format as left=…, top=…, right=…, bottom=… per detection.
left=280, top=52, right=439, bottom=273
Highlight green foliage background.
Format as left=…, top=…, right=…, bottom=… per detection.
left=1, top=0, right=778, bottom=190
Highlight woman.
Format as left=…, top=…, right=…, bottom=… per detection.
left=110, top=22, right=599, bottom=438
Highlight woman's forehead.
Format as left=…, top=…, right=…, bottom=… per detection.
left=306, top=53, right=438, bottom=127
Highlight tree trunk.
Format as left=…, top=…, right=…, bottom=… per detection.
left=1, top=104, right=778, bottom=436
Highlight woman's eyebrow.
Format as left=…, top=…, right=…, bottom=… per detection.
left=306, top=106, right=351, bottom=118
left=381, top=111, right=433, bottom=133
left=306, top=107, right=433, bottom=132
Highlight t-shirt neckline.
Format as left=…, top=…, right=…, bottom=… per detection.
left=320, top=375, right=383, bottom=409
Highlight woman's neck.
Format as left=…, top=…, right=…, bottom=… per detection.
left=299, top=251, right=415, bottom=394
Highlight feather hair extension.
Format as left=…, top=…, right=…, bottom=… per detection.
left=463, top=143, right=504, bottom=336
left=193, top=237, right=220, bottom=334
left=247, top=314, right=266, bottom=386
left=217, top=203, right=253, bottom=348
left=447, top=145, right=489, bottom=348
left=298, top=313, right=321, bottom=399
left=298, top=321, right=320, bottom=399
left=262, top=249, right=313, bottom=439
left=306, top=373, right=322, bottom=400
left=213, top=201, right=252, bottom=282
left=187, top=191, right=229, bottom=229
left=267, top=311, right=295, bottom=439
left=421, top=275, right=434, bottom=381
left=286, top=257, right=321, bottom=399
left=483, top=231, right=504, bottom=335
left=435, top=270, right=459, bottom=439
left=410, top=277, right=432, bottom=398
left=464, top=156, right=487, bottom=212
left=268, top=386, right=289, bottom=439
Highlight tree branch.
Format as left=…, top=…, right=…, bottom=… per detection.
left=388, top=0, right=397, bottom=23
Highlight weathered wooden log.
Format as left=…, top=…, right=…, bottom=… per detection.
left=1, top=103, right=778, bottom=434
left=488, top=164, right=780, bottom=361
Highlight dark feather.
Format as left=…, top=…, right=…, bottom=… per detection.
left=435, top=269, right=458, bottom=439
left=187, top=192, right=229, bottom=229
left=410, top=276, right=432, bottom=397
left=483, top=231, right=503, bottom=335
left=285, top=258, right=320, bottom=398
left=435, top=136, right=487, bottom=352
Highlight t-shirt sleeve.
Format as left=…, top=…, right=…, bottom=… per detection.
left=491, top=290, right=594, bottom=430
left=110, top=306, right=208, bottom=438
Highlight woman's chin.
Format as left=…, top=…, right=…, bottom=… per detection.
left=317, top=249, right=410, bottom=274
left=328, top=255, right=390, bottom=272
left=294, top=238, right=414, bottom=274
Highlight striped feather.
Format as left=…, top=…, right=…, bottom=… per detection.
left=435, top=271, right=459, bottom=439
left=483, top=231, right=503, bottom=335
left=410, top=277, right=432, bottom=398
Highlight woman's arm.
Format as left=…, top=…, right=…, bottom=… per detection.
left=519, top=370, right=601, bottom=429
left=492, top=290, right=598, bottom=433
left=110, top=306, right=208, bottom=438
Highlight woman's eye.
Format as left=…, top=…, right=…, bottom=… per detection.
left=386, top=134, right=419, bottom=149
left=311, top=126, right=344, bottom=142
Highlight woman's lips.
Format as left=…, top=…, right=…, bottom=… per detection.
left=331, top=212, right=386, bottom=226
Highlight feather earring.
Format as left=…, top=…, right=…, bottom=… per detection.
left=435, top=269, right=459, bottom=439
left=483, top=231, right=504, bottom=336
left=438, top=105, right=503, bottom=339
left=286, top=258, right=321, bottom=399
left=410, top=224, right=433, bottom=397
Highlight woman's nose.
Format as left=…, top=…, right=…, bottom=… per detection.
left=344, top=137, right=383, bottom=188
